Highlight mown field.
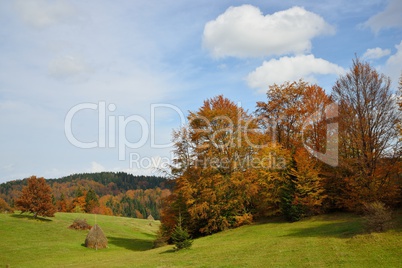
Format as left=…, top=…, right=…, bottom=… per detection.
left=0, top=211, right=401, bottom=267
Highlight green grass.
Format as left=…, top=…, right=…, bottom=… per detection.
left=0, top=211, right=401, bottom=267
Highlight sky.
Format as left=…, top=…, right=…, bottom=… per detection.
left=0, top=0, right=401, bottom=183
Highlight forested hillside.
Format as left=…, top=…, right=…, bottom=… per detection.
left=0, top=172, right=172, bottom=220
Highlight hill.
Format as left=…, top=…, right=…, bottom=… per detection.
left=0, top=211, right=401, bottom=267
left=0, top=172, right=171, bottom=195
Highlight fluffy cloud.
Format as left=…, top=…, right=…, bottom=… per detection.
left=247, top=55, right=345, bottom=92
left=362, top=47, right=391, bottom=60
left=14, top=0, right=75, bottom=28
left=90, top=161, right=105, bottom=173
left=364, top=0, right=402, bottom=33
left=384, top=41, right=402, bottom=88
left=203, top=5, right=335, bottom=58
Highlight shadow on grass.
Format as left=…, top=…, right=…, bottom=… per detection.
left=159, top=249, right=176, bottom=254
left=391, top=210, right=402, bottom=232
left=11, top=213, right=52, bottom=222
left=283, top=221, right=363, bottom=239
left=107, top=236, right=154, bottom=251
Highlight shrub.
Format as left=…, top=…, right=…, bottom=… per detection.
left=363, top=201, right=392, bottom=233
left=69, top=218, right=92, bottom=230
left=153, top=230, right=168, bottom=248
left=0, top=198, right=14, bottom=213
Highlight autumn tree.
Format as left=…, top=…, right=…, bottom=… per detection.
left=161, top=95, right=266, bottom=237
left=332, top=58, right=401, bottom=210
left=288, top=149, right=327, bottom=219
left=72, top=188, right=86, bottom=213
left=398, top=73, right=402, bottom=137
left=248, top=145, right=291, bottom=218
left=0, top=197, right=14, bottom=213
left=15, top=176, right=56, bottom=218
left=256, top=81, right=332, bottom=219
left=256, top=80, right=332, bottom=153
left=256, top=80, right=307, bottom=151
left=56, top=193, right=68, bottom=212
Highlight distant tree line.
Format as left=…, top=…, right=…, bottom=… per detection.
left=0, top=172, right=172, bottom=220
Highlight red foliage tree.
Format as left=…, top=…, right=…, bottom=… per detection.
left=15, top=176, right=56, bottom=218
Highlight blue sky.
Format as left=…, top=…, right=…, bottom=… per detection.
left=0, top=0, right=401, bottom=183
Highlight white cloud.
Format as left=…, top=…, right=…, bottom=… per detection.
left=203, top=5, right=335, bottom=58
left=14, top=0, right=76, bottom=28
left=48, top=55, right=92, bottom=82
left=384, top=41, right=402, bottom=89
left=90, top=161, right=105, bottom=173
left=247, top=55, right=345, bottom=93
left=364, top=0, right=402, bottom=33
left=362, top=47, right=391, bottom=60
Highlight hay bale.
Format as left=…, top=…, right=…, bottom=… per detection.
left=85, top=224, right=108, bottom=250
left=69, top=218, right=92, bottom=230
left=147, top=214, right=155, bottom=221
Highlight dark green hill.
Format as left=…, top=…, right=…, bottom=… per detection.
left=0, top=172, right=172, bottom=197
left=47, top=172, right=172, bottom=191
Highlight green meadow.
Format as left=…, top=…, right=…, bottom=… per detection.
left=1, top=212, right=401, bottom=267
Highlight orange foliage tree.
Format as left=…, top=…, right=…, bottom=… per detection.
left=15, top=176, right=56, bottom=218
left=256, top=80, right=332, bottom=153
left=256, top=81, right=331, bottom=220
left=0, top=197, right=14, bottom=213
left=161, top=95, right=299, bottom=239
left=399, top=73, right=402, bottom=137
left=161, top=95, right=267, bottom=237
left=290, top=149, right=327, bottom=217
left=332, top=58, right=401, bottom=210
left=256, top=80, right=307, bottom=151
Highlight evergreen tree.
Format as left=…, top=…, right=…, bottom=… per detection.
left=85, top=189, right=99, bottom=213
left=171, top=215, right=192, bottom=251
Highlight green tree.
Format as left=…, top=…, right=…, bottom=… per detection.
left=171, top=215, right=192, bottom=251
left=85, top=189, right=99, bottom=213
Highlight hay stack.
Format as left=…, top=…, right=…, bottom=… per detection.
left=147, top=214, right=155, bottom=221
left=69, top=218, right=92, bottom=230
left=85, top=224, right=108, bottom=250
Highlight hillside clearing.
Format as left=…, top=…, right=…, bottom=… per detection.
left=0, top=212, right=401, bottom=267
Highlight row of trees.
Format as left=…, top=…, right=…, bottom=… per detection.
left=160, top=58, right=402, bottom=240
left=2, top=174, right=172, bottom=220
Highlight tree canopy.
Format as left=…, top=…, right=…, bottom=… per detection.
left=16, top=176, right=56, bottom=218
left=160, top=58, right=402, bottom=242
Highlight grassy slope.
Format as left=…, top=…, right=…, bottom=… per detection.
left=0, top=212, right=401, bottom=267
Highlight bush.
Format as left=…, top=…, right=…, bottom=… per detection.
left=69, top=218, right=92, bottom=230
left=153, top=230, right=168, bottom=248
left=0, top=198, right=14, bottom=213
left=363, top=201, right=392, bottom=233
left=171, top=222, right=192, bottom=251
